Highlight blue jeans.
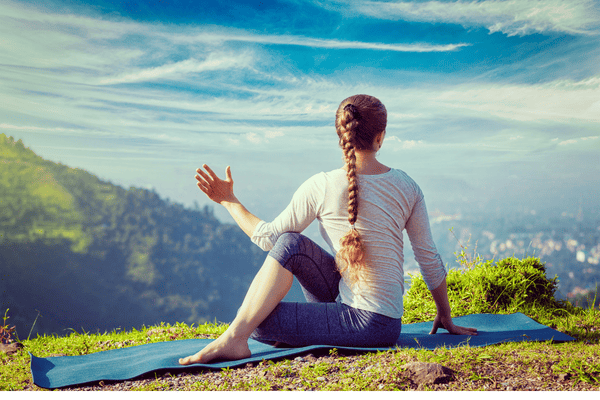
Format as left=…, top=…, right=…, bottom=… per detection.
left=250, top=233, right=401, bottom=347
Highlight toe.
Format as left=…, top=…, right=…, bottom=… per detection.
left=179, top=355, right=196, bottom=365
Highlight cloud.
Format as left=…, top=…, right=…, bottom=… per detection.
left=550, top=76, right=600, bottom=89
left=558, top=135, right=600, bottom=145
left=431, top=74, right=600, bottom=123
left=0, top=2, right=146, bottom=69
left=29, top=144, right=159, bottom=155
left=0, top=123, right=79, bottom=133
left=186, top=32, right=469, bottom=52
left=387, top=135, right=425, bottom=149
left=558, top=139, right=578, bottom=145
left=2, top=2, right=470, bottom=56
left=265, top=130, right=285, bottom=139
left=242, top=130, right=286, bottom=144
left=349, top=0, right=600, bottom=36
left=98, top=53, right=254, bottom=85
left=245, top=132, right=262, bottom=144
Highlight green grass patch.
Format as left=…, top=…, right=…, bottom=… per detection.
left=0, top=320, right=227, bottom=391
left=403, top=256, right=599, bottom=342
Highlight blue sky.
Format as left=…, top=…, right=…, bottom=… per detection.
left=2, top=0, right=599, bottom=233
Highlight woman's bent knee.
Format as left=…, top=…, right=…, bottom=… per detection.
left=276, top=232, right=305, bottom=248
left=268, top=232, right=306, bottom=269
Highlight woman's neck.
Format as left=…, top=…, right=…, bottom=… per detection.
left=345, top=150, right=390, bottom=175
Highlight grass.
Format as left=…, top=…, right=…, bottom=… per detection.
left=1, top=254, right=600, bottom=391
left=1, top=312, right=599, bottom=391
left=403, top=254, right=600, bottom=343
left=0, top=320, right=228, bottom=391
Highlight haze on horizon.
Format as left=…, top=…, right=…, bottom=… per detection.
left=1, top=0, right=599, bottom=233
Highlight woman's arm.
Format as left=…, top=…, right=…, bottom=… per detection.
left=195, top=164, right=260, bottom=238
left=404, top=191, right=477, bottom=336
left=221, top=200, right=261, bottom=239
left=429, top=278, right=478, bottom=336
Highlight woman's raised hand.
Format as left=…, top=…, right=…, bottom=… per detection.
left=195, top=164, right=236, bottom=204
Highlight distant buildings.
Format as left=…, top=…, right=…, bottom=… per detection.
left=411, top=207, right=600, bottom=301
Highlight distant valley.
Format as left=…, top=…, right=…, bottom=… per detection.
left=1, top=133, right=598, bottom=339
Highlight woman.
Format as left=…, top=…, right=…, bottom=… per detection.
left=179, top=94, right=477, bottom=366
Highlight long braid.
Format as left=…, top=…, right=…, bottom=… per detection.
left=338, top=104, right=360, bottom=222
left=345, top=142, right=358, bottom=226
left=334, top=96, right=387, bottom=285
left=335, top=104, right=367, bottom=284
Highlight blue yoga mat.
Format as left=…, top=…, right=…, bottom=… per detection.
left=30, top=313, right=574, bottom=389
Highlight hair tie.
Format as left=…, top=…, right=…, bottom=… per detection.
left=343, top=104, right=361, bottom=120
left=350, top=223, right=356, bottom=231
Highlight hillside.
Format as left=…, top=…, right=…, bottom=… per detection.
left=0, top=134, right=266, bottom=337
left=2, top=252, right=599, bottom=391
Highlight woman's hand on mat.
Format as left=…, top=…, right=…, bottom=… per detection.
left=430, top=314, right=478, bottom=336
left=195, top=164, right=236, bottom=204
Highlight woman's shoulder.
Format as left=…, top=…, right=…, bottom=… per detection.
left=303, top=170, right=338, bottom=185
left=388, top=167, right=412, bottom=181
left=323, top=168, right=346, bottom=177
left=294, top=170, right=333, bottom=196
left=379, top=168, right=423, bottom=198
left=367, top=167, right=415, bottom=183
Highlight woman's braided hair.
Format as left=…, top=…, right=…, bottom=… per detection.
left=334, top=94, right=387, bottom=285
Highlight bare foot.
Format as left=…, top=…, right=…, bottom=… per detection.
left=178, top=333, right=251, bottom=365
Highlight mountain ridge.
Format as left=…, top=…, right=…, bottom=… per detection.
left=1, top=133, right=266, bottom=337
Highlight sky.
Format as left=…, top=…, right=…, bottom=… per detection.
left=2, top=0, right=599, bottom=234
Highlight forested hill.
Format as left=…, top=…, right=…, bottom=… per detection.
left=0, top=133, right=265, bottom=337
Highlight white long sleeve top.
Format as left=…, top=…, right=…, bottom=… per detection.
left=251, top=168, right=447, bottom=319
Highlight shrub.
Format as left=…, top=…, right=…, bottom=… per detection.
left=403, top=256, right=573, bottom=324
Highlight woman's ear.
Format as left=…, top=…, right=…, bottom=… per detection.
left=375, top=130, right=386, bottom=150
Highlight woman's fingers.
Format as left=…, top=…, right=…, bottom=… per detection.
left=196, top=164, right=231, bottom=185
left=451, top=325, right=478, bottom=336
left=195, top=172, right=211, bottom=192
left=429, top=316, right=477, bottom=336
left=196, top=180, right=209, bottom=194
left=203, top=164, right=219, bottom=181
left=196, top=167, right=213, bottom=184
left=195, top=173, right=206, bottom=185
left=429, top=316, right=442, bottom=334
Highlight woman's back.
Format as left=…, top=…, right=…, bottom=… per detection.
left=312, top=168, right=446, bottom=318
left=252, top=166, right=446, bottom=319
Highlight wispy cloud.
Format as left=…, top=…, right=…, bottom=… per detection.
left=0, top=123, right=80, bottom=133
left=431, top=74, right=600, bottom=123
left=265, top=130, right=285, bottom=139
left=558, top=136, right=599, bottom=146
left=184, top=32, right=469, bottom=52
left=558, top=139, right=578, bottom=145
left=387, top=135, right=425, bottom=150
left=347, top=0, right=600, bottom=36
left=98, top=53, right=255, bottom=85
left=228, top=130, right=287, bottom=146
